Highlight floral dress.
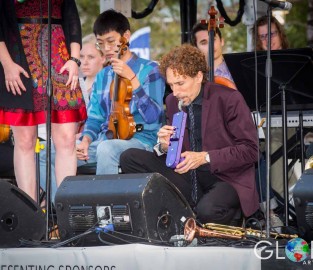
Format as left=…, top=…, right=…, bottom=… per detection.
left=0, top=0, right=86, bottom=125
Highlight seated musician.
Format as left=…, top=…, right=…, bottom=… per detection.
left=76, top=9, right=165, bottom=174
left=191, top=22, right=235, bottom=88
left=120, top=44, right=259, bottom=225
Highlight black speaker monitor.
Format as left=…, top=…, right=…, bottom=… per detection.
left=55, top=173, right=195, bottom=245
left=0, top=180, right=46, bottom=248
left=293, top=169, right=313, bottom=241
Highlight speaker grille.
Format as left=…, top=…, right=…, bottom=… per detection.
left=69, top=206, right=96, bottom=233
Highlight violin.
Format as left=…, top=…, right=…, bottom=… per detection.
left=201, top=6, right=237, bottom=90
left=107, top=37, right=136, bottom=140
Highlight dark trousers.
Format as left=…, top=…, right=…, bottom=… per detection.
left=120, top=148, right=240, bottom=225
left=0, top=140, right=14, bottom=174
left=255, top=153, right=275, bottom=203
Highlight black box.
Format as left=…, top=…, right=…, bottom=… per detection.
left=55, top=173, right=194, bottom=246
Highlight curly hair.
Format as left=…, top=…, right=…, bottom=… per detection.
left=251, top=15, right=289, bottom=51
left=159, top=44, right=208, bottom=82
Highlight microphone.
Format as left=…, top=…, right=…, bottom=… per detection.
left=259, top=0, right=292, bottom=10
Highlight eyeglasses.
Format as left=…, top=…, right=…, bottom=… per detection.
left=94, top=43, right=104, bottom=57
left=95, top=39, right=116, bottom=51
left=258, top=30, right=278, bottom=41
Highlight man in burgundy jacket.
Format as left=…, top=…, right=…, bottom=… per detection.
left=120, top=44, right=259, bottom=225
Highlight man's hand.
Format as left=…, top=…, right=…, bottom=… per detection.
left=157, top=125, right=175, bottom=152
left=174, top=151, right=207, bottom=174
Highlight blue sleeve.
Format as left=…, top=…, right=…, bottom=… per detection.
left=81, top=73, right=110, bottom=141
left=132, top=64, right=165, bottom=124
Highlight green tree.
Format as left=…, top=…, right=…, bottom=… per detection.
left=285, top=0, right=308, bottom=48
left=75, top=0, right=308, bottom=58
left=76, top=0, right=99, bottom=36
left=76, top=0, right=181, bottom=59
left=130, top=0, right=181, bottom=60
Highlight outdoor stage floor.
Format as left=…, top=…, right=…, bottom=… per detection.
left=0, top=243, right=310, bottom=270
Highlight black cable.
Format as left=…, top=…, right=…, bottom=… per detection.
left=97, top=226, right=170, bottom=246
left=131, top=0, right=159, bottom=19
left=216, top=0, right=245, bottom=26
left=97, top=229, right=134, bottom=245
left=49, top=227, right=96, bottom=248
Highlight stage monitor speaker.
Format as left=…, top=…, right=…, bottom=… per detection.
left=293, top=169, right=313, bottom=241
left=55, top=173, right=195, bottom=246
left=0, top=180, right=45, bottom=248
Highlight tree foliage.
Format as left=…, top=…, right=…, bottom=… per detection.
left=75, top=0, right=308, bottom=60
left=76, top=0, right=99, bottom=36
left=284, top=0, right=308, bottom=48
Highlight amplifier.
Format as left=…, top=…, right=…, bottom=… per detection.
left=55, top=173, right=195, bottom=246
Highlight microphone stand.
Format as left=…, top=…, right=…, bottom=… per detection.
left=264, top=8, right=272, bottom=239
left=44, top=0, right=52, bottom=241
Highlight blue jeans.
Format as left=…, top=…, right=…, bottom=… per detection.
left=39, top=139, right=99, bottom=202
left=39, top=141, right=58, bottom=203
left=92, top=137, right=152, bottom=174
left=40, top=136, right=152, bottom=201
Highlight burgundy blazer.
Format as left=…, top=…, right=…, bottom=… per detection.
left=166, top=82, right=259, bottom=217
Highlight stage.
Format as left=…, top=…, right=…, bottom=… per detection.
left=1, top=172, right=312, bottom=270
left=0, top=243, right=310, bottom=270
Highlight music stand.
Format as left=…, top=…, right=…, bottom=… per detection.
left=224, top=48, right=313, bottom=231
left=223, top=48, right=313, bottom=112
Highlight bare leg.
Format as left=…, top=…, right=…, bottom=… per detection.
left=52, top=122, right=77, bottom=187
left=11, top=126, right=37, bottom=201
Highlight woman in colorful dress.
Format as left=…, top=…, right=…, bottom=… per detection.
left=0, top=0, right=87, bottom=201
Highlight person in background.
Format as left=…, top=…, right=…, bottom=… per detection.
left=76, top=9, right=165, bottom=175
left=79, top=34, right=108, bottom=108
left=191, top=22, right=235, bottom=87
left=251, top=15, right=290, bottom=230
left=252, top=15, right=289, bottom=51
left=39, top=33, right=106, bottom=202
left=120, top=44, right=259, bottom=225
left=0, top=0, right=87, bottom=201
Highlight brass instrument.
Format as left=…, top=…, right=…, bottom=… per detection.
left=184, top=218, right=298, bottom=242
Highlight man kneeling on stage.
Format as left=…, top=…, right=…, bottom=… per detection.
left=120, top=44, right=259, bottom=225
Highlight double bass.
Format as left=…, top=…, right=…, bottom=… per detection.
left=201, top=6, right=237, bottom=90
left=107, top=37, right=136, bottom=140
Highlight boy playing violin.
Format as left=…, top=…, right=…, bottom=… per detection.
left=76, top=9, right=165, bottom=175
